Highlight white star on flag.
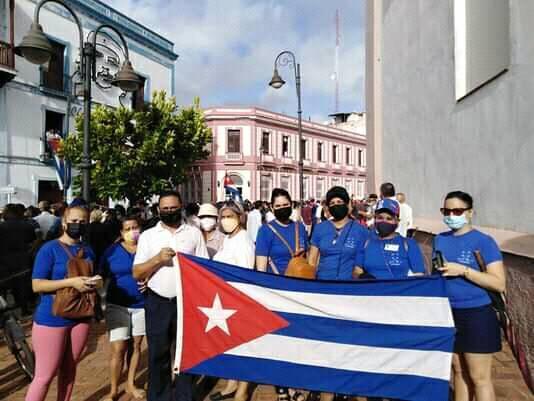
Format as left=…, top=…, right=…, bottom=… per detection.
left=198, top=293, right=237, bottom=335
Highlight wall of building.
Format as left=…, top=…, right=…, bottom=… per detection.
left=374, top=0, right=534, bottom=234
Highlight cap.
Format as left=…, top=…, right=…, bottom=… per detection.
left=326, top=186, right=350, bottom=205
left=198, top=203, right=218, bottom=218
left=375, top=198, right=400, bottom=217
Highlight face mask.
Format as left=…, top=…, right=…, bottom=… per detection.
left=200, top=217, right=217, bottom=232
left=221, top=218, right=239, bottom=234
left=329, top=204, right=349, bottom=221
left=444, top=214, right=468, bottom=230
left=66, top=222, right=86, bottom=240
left=375, top=221, right=398, bottom=237
left=274, top=206, right=292, bottom=222
left=123, top=229, right=140, bottom=243
left=160, top=209, right=182, bottom=226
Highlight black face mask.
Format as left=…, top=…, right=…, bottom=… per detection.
left=274, top=206, right=292, bottom=223
left=329, top=204, right=349, bottom=221
left=376, top=221, right=398, bottom=237
left=66, top=222, right=86, bottom=240
left=160, top=209, right=182, bottom=226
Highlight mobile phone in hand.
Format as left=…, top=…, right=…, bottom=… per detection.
left=432, top=251, right=444, bottom=274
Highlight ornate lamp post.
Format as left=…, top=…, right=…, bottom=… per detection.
left=16, top=0, right=142, bottom=202
left=269, top=51, right=304, bottom=202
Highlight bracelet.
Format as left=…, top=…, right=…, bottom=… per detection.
left=463, top=267, right=470, bottom=278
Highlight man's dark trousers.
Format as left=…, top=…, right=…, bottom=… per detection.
left=146, top=289, right=192, bottom=401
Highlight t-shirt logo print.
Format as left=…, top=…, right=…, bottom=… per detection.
left=198, top=293, right=237, bottom=335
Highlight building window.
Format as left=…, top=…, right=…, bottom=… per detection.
left=132, top=75, right=147, bottom=112
left=261, top=131, right=270, bottom=154
left=44, top=110, right=65, bottom=158
left=332, top=145, right=338, bottom=164
left=317, top=142, right=323, bottom=162
left=346, top=147, right=351, bottom=165
left=303, top=176, right=310, bottom=200
left=260, top=174, right=272, bottom=201
left=282, top=135, right=289, bottom=157
left=357, top=180, right=365, bottom=198
left=358, top=149, right=364, bottom=167
left=301, top=138, right=309, bottom=160
left=280, top=176, right=290, bottom=191
left=316, top=178, right=324, bottom=200
left=227, top=129, right=241, bottom=153
left=42, top=39, right=66, bottom=92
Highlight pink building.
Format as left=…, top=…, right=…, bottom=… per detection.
left=181, top=107, right=367, bottom=203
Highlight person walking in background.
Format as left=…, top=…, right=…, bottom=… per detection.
left=301, top=200, right=313, bottom=235
left=25, top=205, right=102, bottom=401
left=396, top=192, right=414, bottom=237
left=133, top=190, right=208, bottom=401
left=100, top=216, right=146, bottom=401
left=198, top=203, right=225, bottom=259
left=434, top=191, right=505, bottom=401
left=34, top=201, right=59, bottom=240
left=246, top=201, right=263, bottom=243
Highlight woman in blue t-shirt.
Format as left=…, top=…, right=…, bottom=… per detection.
left=434, top=191, right=505, bottom=401
left=256, top=188, right=309, bottom=275
left=354, top=199, right=425, bottom=279
left=26, top=205, right=101, bottom=401
left=308, top=186, right=368, bottom=280
left=100, top=216, right=145, bottom=401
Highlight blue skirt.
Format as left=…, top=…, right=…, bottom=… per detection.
left=452, top=304, right=502, bottom=354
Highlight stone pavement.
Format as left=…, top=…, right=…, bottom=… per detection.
left=0, top=321, right=532, bottom=401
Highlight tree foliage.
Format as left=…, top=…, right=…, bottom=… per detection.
left=62, top=91, right=211, bottom=202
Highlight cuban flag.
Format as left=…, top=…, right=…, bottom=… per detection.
left=174, top=254, right=455, bottom=401
left=224, top=174, right=241, bottom=202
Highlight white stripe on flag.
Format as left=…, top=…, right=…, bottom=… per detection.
left=226, top=334, right=452, bottom=381
left=229, top=282, right=454, bottom=328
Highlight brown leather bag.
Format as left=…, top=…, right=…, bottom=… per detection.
left=266, top=222, right=316, bottom=279
left=52, top=242, right=96, bottom=319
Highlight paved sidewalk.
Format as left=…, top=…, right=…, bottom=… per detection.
left=1, top=321, right=532, bottom=401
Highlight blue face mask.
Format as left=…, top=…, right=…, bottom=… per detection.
left=443, top=214, right=468, bottom=230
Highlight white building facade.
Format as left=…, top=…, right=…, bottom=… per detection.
left=182, top=107, right=367, bottom=203
left=0, top=0, right=177, bottom=205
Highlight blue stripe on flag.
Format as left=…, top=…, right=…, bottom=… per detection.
left=275, top=312, right=455, bottom=352
left=184, top=255, right=450, bottom=298
left=187, top=354, right=450, bottom=401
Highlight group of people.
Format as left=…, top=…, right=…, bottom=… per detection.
left=13, top=181, right=506, bottom=401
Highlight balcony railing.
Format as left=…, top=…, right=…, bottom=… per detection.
left=0, top=41, right=14, bottom=69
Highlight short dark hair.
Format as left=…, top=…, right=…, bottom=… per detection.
left=271, top=188, right=291, bottom=205
left=185, top=202, right=200, bottom=217
left=326, top=186, right=350, bottom=205
left=380, top=182, right=396, bottom=197
left=159, top=190, right=182, bottom=205
left=121, top=214, right=142, bottom=230
left=253, top=200, right=263, bottom=210
left=368, top=193, right=378, bottom=200
left=444, top=191, right=473, bottom=209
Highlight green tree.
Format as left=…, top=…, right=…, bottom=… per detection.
left=62, top=91, right=212, bottom=202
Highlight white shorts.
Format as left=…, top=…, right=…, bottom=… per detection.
left=105, top=303, right=146, bottom=342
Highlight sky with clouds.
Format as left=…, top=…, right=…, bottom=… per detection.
left=107, top=0, right=365, bottom=123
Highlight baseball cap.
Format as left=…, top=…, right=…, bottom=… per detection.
left=375, top=198, right=400, bottom=217
left=198, top=203, right=218, bottom=218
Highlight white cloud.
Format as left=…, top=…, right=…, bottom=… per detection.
left=107, top=0, right=365, bottom=121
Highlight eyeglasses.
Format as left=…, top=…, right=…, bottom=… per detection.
left=440, top=207, right=471, bottom=216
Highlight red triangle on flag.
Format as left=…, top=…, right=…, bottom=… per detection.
left=178, top=254, right=289, bottom=371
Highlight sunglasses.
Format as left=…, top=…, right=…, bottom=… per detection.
left=440, top=207, right=471, bottom=216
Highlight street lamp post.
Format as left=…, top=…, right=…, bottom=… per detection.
left=16, top=0, right=142, bottom=203
left=269, top=51, right=304, bottom=202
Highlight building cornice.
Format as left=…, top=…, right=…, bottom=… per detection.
left=203, top=107, right=367, bottom=145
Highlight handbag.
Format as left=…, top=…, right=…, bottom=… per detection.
left=266, top=223, right=316, bottom=279
left=52, top=241, right=97, bottom=319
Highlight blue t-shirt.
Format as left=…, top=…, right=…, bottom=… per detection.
left=311, top=220, right=369, bottom=280
left=356, top=235, right=425, bottom=279
left=99, top=243, right=144, bottom=308
left=256, top=221, right=309, bottom=275
left=32, top=240, right=96, bottom=327
left=434, top=229, right=502, bottom=309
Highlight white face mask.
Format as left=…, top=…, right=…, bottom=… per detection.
left=200, top=217, right=217, bottom=232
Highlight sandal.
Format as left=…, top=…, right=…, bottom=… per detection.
left=127, top=388, right=146, bottom=400
left=209, top=390, right=237, bottom=401
left=306, top=392, right=320, bottom=401
left=292, top=391, right=306, bottom=401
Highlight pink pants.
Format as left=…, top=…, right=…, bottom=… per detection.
left=25, top=322, right=90, bottom=401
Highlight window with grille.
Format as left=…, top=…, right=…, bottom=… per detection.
left=42, top=40, right=65, bottom=92
left=262, top=131, right=270, bottom=154
left=227, top=129, right=241, bottom=153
